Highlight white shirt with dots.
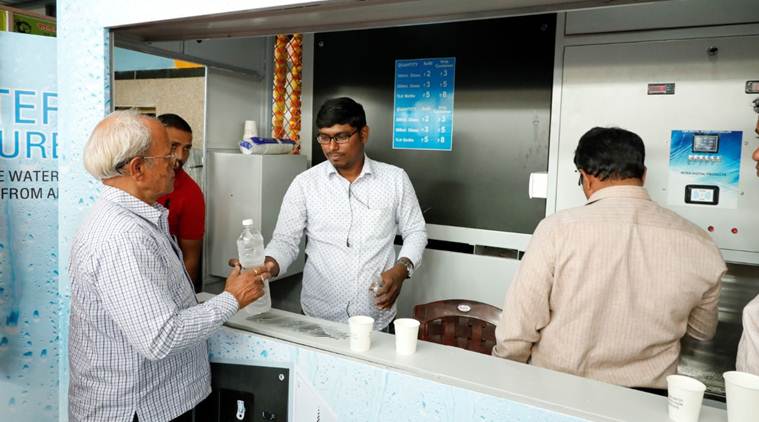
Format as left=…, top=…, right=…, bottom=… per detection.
left=266, top=156, right=427, bottom=329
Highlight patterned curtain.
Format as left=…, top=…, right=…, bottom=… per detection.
left=272, top=34, right=303, bottom=153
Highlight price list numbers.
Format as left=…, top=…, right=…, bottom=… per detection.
left=392, top=57, right=456, bottom=151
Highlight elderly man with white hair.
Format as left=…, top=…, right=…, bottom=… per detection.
left=68, top=110, right=268, bottom=422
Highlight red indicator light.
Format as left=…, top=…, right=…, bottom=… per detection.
left=707, top=226, right=714, bottom=232
left=731, top=228, right=738, bottom=234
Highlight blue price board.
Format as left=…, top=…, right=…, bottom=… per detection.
left=392, top=57, right=456, bottom=151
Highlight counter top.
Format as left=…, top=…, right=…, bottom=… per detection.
left=202, top=293, right=727, bottom=422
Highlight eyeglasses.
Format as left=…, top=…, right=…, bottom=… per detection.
left=142, top=152, right=178, bottom=164
left=315, top=129, right=358, bottom=145
left=575, top=169, right=583, bottom=186
left=115, top=152, right=178, bottom=173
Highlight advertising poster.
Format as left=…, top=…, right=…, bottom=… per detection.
left=667, top=130, right=742, bottom=208
left=392, top=57, right=455, bottom=151
left=0, top=31, right=58, bottom=419
left=13, top=13, right=56, bottom=37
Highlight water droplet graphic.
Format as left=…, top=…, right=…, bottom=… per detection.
left=6, top=310, right=19, bottom=328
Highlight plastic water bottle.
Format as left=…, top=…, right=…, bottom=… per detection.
left=236, top=218, right=271, bottom=315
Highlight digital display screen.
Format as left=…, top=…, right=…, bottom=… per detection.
left=684, top=184, right=719, bottom=205
left=690, top=188, right=714, bottom=203
left=692, top=134, right=719, bottom=153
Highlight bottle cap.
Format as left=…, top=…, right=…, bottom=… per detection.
left=242, top=218, right=253, bottom=226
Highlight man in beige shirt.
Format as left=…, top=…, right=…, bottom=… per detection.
left=493, top=127, right=726, bottom=389
left=736, top=102, right=759, bottom=375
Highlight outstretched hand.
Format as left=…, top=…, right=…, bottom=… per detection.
left=224, top=263, right=268, bottom=309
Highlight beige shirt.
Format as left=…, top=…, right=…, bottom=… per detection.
left=737, top=295, right=759, bottom=375
left=493, top=186, right=726, bottom=388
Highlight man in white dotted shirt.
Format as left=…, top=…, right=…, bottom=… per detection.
left=69, top=110, right=268, bottom=422
left=261, top=97, right=428, bottom=330
left=736, top=99, right=759, bottom=375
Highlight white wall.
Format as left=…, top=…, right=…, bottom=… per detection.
left=205, top=68, right=267, bottom=151
left=396, top=248, right=519, bottom=318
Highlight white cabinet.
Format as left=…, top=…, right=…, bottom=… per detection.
left=207, top=152, right=307, bottom=278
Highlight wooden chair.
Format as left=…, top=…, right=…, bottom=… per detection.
left=413, top=300, right=502, bottom=355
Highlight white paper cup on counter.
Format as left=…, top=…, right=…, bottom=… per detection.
left=393, top=318, right=420, bottom=355
left=243, top=120, right=258, bottom=139
left=348, top=315, right=374, bottom=352
left=666, top=375, right=706, bottom=422
left=723, top=371, right=759, bottom=422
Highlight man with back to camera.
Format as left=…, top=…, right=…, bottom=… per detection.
left=736, top=98, right=759, bottom=375
left=156, top=113, right=205, bottom=291
left=255, top=97, right=427, bottom=330
left=68, top=110, right=268, bottom=422
left=492, top=127, right=727, bottom=389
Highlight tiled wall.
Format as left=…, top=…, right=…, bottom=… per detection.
left=210, top=327, right=586, bottom=422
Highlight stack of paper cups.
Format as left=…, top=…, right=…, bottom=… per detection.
left=243, top=120, right=258, bottom=139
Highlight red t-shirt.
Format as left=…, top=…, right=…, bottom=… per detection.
left=157, top=168, right=205, bottom=240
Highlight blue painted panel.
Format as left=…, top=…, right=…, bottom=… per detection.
left=0, top=31, right=59, bottom=421
left=114, top=47, right=177, bottom=72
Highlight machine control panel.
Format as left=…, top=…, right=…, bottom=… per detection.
left=668, top=130, right=742, bottom=209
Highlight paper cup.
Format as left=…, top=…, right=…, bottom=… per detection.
left=666, top=375, right=706, bottom=422
left=243, top=120, right=258, bottom=139
left=348, top=315, right=374, bottom=352
left=724, top=371, right=759, bottom=422
left=394, top=318, right=421, bottom=355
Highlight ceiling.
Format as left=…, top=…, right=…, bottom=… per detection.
left=112, top=0, right=665, bottom=42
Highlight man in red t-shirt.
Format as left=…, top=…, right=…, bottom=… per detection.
left=157, top=114, right=205, bottom=291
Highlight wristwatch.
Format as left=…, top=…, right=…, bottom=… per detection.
left=397, top=257, right=415, bottom=279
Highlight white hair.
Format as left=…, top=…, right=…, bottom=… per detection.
left=83, top=110, right=153, bottom=180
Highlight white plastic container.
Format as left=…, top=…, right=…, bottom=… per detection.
left=236, top=218, right=271, bottom=315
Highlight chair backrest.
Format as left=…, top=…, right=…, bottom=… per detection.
left=413, top=300, right=502, bottom=355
